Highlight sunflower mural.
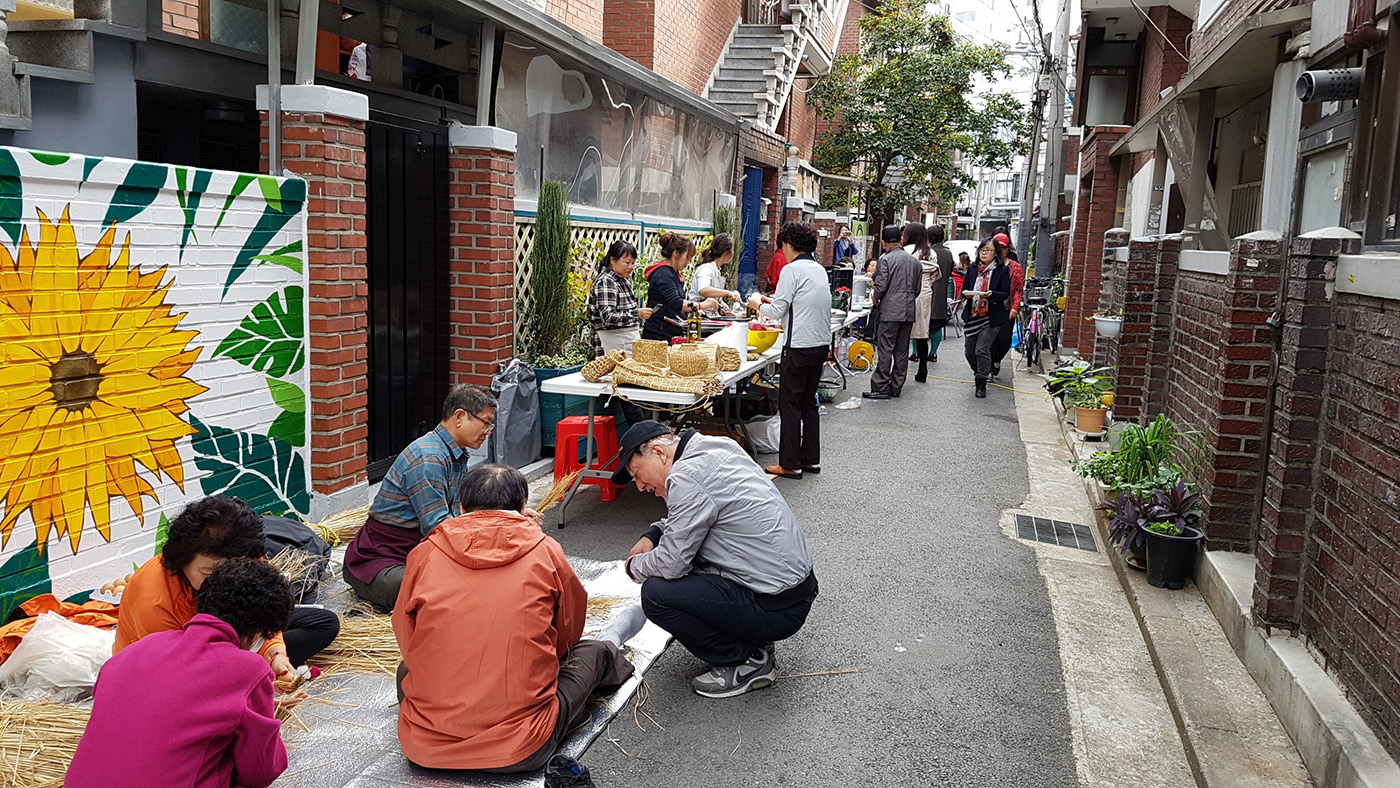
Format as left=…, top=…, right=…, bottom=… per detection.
left=0, top=147, right=312, bottom=615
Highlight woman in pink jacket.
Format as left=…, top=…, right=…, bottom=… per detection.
left=67, top=558, right=294, bottom=788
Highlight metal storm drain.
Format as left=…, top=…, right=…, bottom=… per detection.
left=1016, top=514, right=1098, bottom=552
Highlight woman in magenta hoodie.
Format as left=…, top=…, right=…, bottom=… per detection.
left=67, top=559, right=294, bottom=788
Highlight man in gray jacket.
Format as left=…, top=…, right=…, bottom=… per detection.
left=864, top=225, right=924, bottom=399
left=614, top=420, right=819, bottom=698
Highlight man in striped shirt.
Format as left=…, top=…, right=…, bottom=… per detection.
left=344, top=384, right=505, bottom=610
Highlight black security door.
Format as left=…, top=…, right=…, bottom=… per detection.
left=366, top=116, right=450, bottom=481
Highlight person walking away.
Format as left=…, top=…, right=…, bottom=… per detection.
left=990, top=252, right=1025, bottom=378
left=393, top=465, right=639, bottom=772
left=864, top=225, right=922, bottom=399
left=588, top=240, right=652, bottom=427
left=343, top=385, right=513, bottom=611
left=71, top=559, right=296, bottom=788
left=641, top=232, right=718, bottom=342
left=748, top=222, right=831, bottom=478
left=613, top=421, right=818, bottom=698
left=688, top=233, right=742, bottom=306
left=909, top=224, right=955, bottom=383
left=961, top=236, right=1012, bottom=398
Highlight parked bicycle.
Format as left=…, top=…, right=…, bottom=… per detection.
left=1019, top=276, right=1063, bottom=370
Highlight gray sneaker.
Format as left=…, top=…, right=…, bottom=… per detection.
left=691, top=649, right=775, bottom=698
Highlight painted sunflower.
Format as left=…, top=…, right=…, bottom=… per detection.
left=0, top=207, right=208, bottom=553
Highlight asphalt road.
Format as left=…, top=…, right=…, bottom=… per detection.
left=546, top=363, right=1080, bottom=788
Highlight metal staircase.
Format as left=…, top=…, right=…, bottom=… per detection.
left=0, top=0, right=145, bottom=130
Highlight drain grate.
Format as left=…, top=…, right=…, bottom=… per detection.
left=1016, top=514, right=1098, bottom=552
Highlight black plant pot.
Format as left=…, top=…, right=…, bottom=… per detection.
left=1141, top=525, right=1203, bottom=589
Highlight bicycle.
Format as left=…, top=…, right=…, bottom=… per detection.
left=1019, top=277, right=1062, bottom=370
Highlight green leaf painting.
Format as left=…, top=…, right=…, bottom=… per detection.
left=253, top=240, right=304, bottom=274
left=154, top=512, right=171, bottom=556
left=214, top=286, right=306, bottom=377
left=189, top=415, right=311, bottom=516
left=0, top=541, right=53, bottom=621
left=266, top=378, right=307, bottom=447
left=30, top=152, right=70, bottom=166
left=82, top=157, right=100, bottom=184
left=102, top=162, right=168, bottom=227
left=258, top=175, right=283, bottom=213
left=175, top=167, right=214, bottom=256
left=0, top=148, right=22, bottom=247
left=214, top=173, right=258, bottom=231
left=223, top=179, right=306, bottom=297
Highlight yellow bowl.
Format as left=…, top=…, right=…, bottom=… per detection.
left=748, top=329, right=781, bottom=354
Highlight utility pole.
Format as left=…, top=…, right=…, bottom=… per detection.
left=1017, top=62, right=1048, bottom=257
left=1035, top=0, right=1072, bottom=274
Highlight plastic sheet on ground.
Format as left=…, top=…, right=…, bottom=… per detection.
left=274, top=557, right=670, bottom=788
left=834, top=397, right=862, bottom=410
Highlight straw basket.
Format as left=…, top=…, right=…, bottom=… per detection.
left=668, top=346, right=710, bottom=377
left=612, top=359, right=724, bottom=397
left=581, top=350, right=625, bottom=382
left=713, top=345, right=742, bottom=371
left=630, top=339, right=670, bottom=368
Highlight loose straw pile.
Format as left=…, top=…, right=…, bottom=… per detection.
left=534, top=470, right=582, bottom=515
left=306, top=504, right=371, bottom=547
left=268, top=547, right=321, bottom=583
left=306, top=604, right=399, bottom=675
left=0, top=700, right=90, bottom=788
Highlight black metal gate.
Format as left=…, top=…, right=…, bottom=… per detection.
left=366, top=115, right=451, bottom=481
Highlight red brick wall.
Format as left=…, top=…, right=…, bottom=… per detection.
left=607, top=0, right=741, bottom=93
left=779, top=86, right=820, bottom=162
left=604, top=0, right=657, bottom=67
left=162, top=0, right=199, bottom=38
left=447, top=146, right=517, bottom=386
left=262, top=112, right=370, bottom=495
left=548, top=0, right=607, bottom=42
left=1128, top=6, right=1191, bottom=176
left=1064, top=126, right=1128, bottom=354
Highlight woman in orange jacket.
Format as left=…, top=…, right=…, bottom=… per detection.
left=114, top=495, right=340, bottom=680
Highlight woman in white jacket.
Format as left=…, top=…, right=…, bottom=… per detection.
left=687, top=234, right=741, bottom=305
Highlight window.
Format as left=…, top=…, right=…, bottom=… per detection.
left=1343, top=18, right=1400, bottom=245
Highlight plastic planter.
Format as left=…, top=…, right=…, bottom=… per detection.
left=1094, top=315, right=1123, bottom=338
left=1141, top=525, right=1204, bottom=589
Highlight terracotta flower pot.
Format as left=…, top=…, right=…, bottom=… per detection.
left=1074, top=405, right=1108, bottom=434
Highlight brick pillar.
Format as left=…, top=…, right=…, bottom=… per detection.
left=1253, top=229, right=1356, bottom=629
left=259, top=85, right=371, bottom=499
left=1090, top=228, right=1129, bottom=367
left=1145, top=236, right=1180, bottom=415
left=447, top=124, right=517, bottom=387
left=1113, top=234, right=1181, bottom=421
left=1203, top=230, right=1286, bottom=551
left=1064, top=125, right=1129, bottom=355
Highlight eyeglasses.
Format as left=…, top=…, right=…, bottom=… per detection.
left=467, top=411, right=496, bottom=433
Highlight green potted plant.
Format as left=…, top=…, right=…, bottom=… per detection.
left=1140, top=481, right=1205, bottom=589
left=523, top=180, right=593, bottom=448
left=1066, top=378, right=1110, bottom=434
left=1040, top=360, right=1112, bottom=401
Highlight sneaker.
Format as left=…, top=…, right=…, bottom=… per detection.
left=691, top=649, right=776, bottom=698
left=760, top=641, right=777, bottom=664
left=544, top=754, right=595, bottom=788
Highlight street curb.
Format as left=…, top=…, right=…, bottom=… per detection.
left=1197, top=553, right=1400, bottom=788
left=1054, top=404, right=1400, bottom=788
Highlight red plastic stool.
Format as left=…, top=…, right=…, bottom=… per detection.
left=553, top=415, right=620, bottom=502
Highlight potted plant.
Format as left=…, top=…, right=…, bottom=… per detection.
left=523, top=180, right=593, bottom=448
left=1066, top=378, right=1110, bottom=434
left=1140, top=482, right=1205, bottom=589
left=1099, top=489, right=1151, bottom=570
left=1040, top=360, right=1113, bottom=401
left=1092, top=309, right=1123, bottom=338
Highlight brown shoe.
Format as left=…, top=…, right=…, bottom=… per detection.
left=766, top=465, right=802, bottom=479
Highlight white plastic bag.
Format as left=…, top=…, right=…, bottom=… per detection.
left=0, top=612, right=115, bottom=701
left=835, top=397, right=862, bottom=410
left=748, top=415, right=781, bottom=455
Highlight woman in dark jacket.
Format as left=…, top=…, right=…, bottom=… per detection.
left=961, top=236, right=1013, bottom=398
left=641, top=232, right=717, bottom=341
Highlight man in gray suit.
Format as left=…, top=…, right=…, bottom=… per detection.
left=864, top=225, right=924, bottom=399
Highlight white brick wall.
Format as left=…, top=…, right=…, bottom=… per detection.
left=0, top=146, right=310, bottom=612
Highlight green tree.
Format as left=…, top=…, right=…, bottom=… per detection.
left=809, top=0, right=1027, bottom=224
left=523, top=180, right=574, bottom=365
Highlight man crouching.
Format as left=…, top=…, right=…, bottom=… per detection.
left=615, top=421, right=819, bottom=698
left=392, top=464, right=641, bottom=772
